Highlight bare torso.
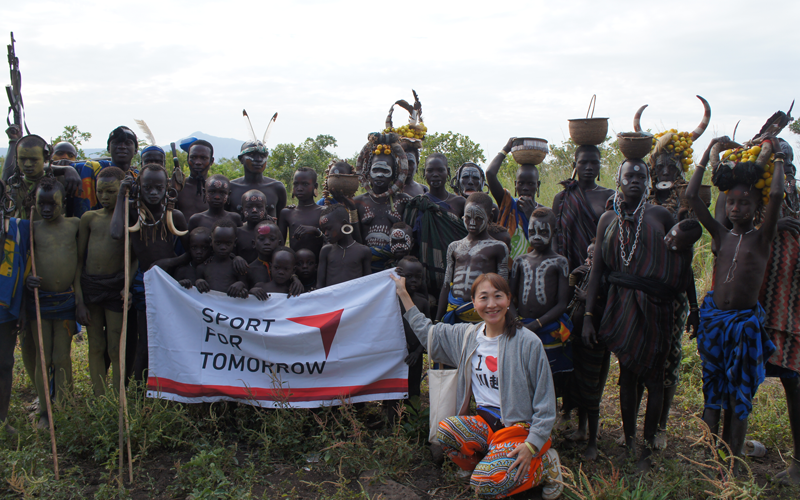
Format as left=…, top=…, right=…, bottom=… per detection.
left=176, top=177, right=208, bottom=221
left=445, top=237, right=509, bottom=300
left=33, top=218, right=80, bottom=292
left=83, top=211, right=126, bottom=275
left=512, top=253, right=569, bottom=319
left=228, top=178, right=285, bottom=221
left=197, top=258, right=242, bottom=293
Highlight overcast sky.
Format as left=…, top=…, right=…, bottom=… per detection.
left=2, top=0, right=798, bottom=162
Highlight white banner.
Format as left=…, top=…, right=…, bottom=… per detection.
left=144, top=267, right=408, bottom=408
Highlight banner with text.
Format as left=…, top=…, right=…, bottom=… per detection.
left=144, top=267, right=408, bottom=408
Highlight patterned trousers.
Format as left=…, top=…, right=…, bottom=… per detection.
left=437, top=415, right=554, bottom=499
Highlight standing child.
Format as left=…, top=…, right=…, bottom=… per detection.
left=686, top=137, right=785, bottom=473
left=188, top=174, right=243, bottom=232
left=296, top=248, right=318, bottom=292
left=260, top=247, right=297, bottom=295
left=76, top=166, right=131, bottom=397
left=246, top=220, right=303, bottom=299
left=437, top=192, right=509, bottom=324
left=174, top=227, right=212, bottom=288
left=280, top=168, right=325, bottom=259
left=236, top=190, right=269, bottom=264
left=195, top=219, right=248, bottom=298
left=509, top=208, right=573, bottom=401
left=25, top=178, right=81, bottom=429
left=395, top=256, right=429, bottom=400
left=317, top=205, right=371, bottom=288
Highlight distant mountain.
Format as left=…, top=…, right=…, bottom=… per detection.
left=0, top=131, right=247, bottom=160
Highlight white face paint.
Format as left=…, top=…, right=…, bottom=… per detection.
left=370, top=161, right=393, bottom=180
left=621, top=179, right=629, bottom=186
left=633, top=164, right=640, bottom=172
left=672, top=230, right=678, bottom=236
left=463, top=203, right=488, bottom=234
left=528, top=219, right=552, bottom=246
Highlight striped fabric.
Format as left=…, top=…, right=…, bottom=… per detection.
left=437, top=415, right=553, bottom=499
left=497, top=189, right=536, bottom=261
left=665, top=292, right=690, bottom=388
left=554, top=180, right=599, bottom=272
left=598, top=216, right=689, bottom=381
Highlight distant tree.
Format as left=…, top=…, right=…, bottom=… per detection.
left=53, top=125, right=92, bottom=159
left=419, top=131, right=486, bottom=171
left=542, top=136, right=625, bottom=184
left=266, top=134, right=339, bottom=187
left=790, top=120, right=800, bottom=135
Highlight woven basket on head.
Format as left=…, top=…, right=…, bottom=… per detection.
left=617, top=132, right=654, bottom=160
left=511, top=137, right=548, bottom=165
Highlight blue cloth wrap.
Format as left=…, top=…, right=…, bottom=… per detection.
left=27, top=289, right=76, bottom=321
left=441, top=291, right=477, bottom=325
left=522, top=314, right=574, bottom=375
left=132, top=268, right=147, bottom=311
left=0, top=218, right=30, bottom=323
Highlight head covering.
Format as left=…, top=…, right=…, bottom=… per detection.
left=106, top=126, right=138, bottom=149
left=141, top=144, right=165, bottom=157
left=239, top=140, right=268, bottom=157
left=52, top=141, right=77, bottom=158
left=179, top=136, right=198, bottom=153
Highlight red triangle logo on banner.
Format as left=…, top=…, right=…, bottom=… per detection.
left=287, top=309, right=344, bottom=359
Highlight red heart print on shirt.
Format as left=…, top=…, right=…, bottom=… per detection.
left=485, top=356, right=498, bottom=372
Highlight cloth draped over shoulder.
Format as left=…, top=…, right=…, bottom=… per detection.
left=598, top=216, right=689, bottom=381
left=80, top=267, right=125, bottom=313
left=26, top=288, right=76, bottom=321
left=0, top=218, right=31, bottom=323
left=497, top=189, right=530, bottom=261
left=555, top=180, right=598, bottom=271
left=402, top=194, right=468, bottom=292
left=697, top=291, right=776, bottom=420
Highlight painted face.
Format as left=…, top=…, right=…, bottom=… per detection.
left=424, top=158, right=448, bottom=189
left=397, top=261, right=424, bottom=293
left=725, top=184, right=760, bottom=224
left=139, top=168, right=168, bottom=206
left=189, top=233, right=213, bottom=265
left=406, top=153, right=418, bottom=181
left=241, top=152, right=267, bottom=173
left=271, top=251, right=296, bottom=285
left=17, top=146, right=46, bottom=178
left=96, top=178, right=121, bottom=209
left=109, top=137, right=136, bottom=165
left=390, top=228, right=413, bottom=259
left=296, top=250, right=317, bottom=280
left=141, top=151, right=166, bottom=167
left=292, top=171, right=316, bottom=200
left=319, top=212, right=344, bottom=244
left=205, top=179, right=230, bottom=208
left=655, top=153, right=681, bottom=186
left=575, top=151, right=601, bottom=182
left=370, top=160, right=393, bottom=188
left=528, top=217, right=553, bottom=249
left=255, top=223, right=281, bottom=257
left=242, top=196, right=267, bottom=223
left=459, top=166, right=483, bottom=195
left=515, top=167, right=539, bottom=198
left=618, top=161, right=647, bottom=200
left=472, top=280, right=510, bottom=327
left=36, top=188, right=63, bottom=221
left=188, top=145, right=213, bottom=177
left=463, top=202, right=489, bottom=234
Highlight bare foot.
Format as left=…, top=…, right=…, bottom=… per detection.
left=568, top=428, right=589, bottom=442
left=36, top=415, right=49, bottom=430
left=653, top=430, right=667, bottom=450
left=3, top=422, right=17, bottom=435
left=615, top=434, right=627, bottom=446
left=555, top=412, right=572, bottom=431
left=583, top=443, right=599, bottom=461
left=774, top=461, right=800, bottom=485
left=636, top=454, right=653, bottom=473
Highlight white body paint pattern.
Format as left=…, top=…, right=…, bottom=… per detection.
left=533, top=256, right=569, bottom=305
left=445, top=238, right=509, bottom=297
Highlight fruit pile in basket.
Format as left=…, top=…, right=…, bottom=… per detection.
left=384, top=123, right=428, bottom=140
left=720, top=144, right=777, bottom=205
left=651, top=129, right=694, bottom=172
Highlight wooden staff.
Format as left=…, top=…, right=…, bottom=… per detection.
left=29, top=210, right=59, bottom=479
left=118, top=191, right=133, bottom=483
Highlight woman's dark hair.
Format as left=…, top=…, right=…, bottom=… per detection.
left=470, top=273, right=522, bottom=338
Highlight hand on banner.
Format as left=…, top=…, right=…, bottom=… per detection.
left=390, top=273, right=415, bottom=311
left=249, top=286, right=269, bottom=301
left=227, top=281, right=248, bottom=298
left=196, top=279, right=210, bottom=293
left=179, top=279, right=193, bottom=289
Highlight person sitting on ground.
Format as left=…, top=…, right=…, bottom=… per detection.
left=76, top=166, right=130, bottom=397
left=25, top=178, right=81, bottom=429
left=437, top=192, right=509, bottom=324
left=687, top=136, right=785, bottom=476
left=317, top=205, right=371, bottom=288
left=279, top=167, right=325, bottom=259
left=392, top=272, right=563, bottom=500
left=487, top=138, right=545, bottom=260
left=174, top=227, right=212, bottom=289
left=236, top=190, right=269, bottom=264
left=188, top=174, right=243, bottom=232
left=296, top=248, right=318, bottom=292
left=260, top=246, right=297, bottom=295
left=195, top=219, right=248, bottom=298
left=510, top=207, right=573, bottom=413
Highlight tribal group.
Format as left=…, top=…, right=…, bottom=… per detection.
left=1, top=94, right=799, bottom=486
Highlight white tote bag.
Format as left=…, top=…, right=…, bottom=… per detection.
left=427, top=324, right=475, bottom=443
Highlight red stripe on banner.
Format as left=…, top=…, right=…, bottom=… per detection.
left=147, top=377, right=408, bottom=402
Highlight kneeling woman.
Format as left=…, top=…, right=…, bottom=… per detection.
left=392, top=272, right=562, bottom=499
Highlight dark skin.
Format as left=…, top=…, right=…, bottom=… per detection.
left=176, top=144, right=214, bottom=220
left=175, top=232, right=212, bottom=289
left=487, top=137, right=541, bottom=221
left=355, top=154, right=411, bottom=249
left=188, top=178, right=243, bottom=233
left=424, top=157, right=465, bottom=218
left=390, top=227, right=413, bottom=262
left=687, top=138, right=785, bottom=473
left=296, top=248, right=318, bottom=292
left=261, top=251, right=295, bottom=294
left=458, top=165, right=484, bottom=197
left=652, top=152, right=683, bottom=206
left=141, top=151, right=165, bottom=167
left=403, top=153, right=427, bottom=197
left=582, top=159, right=676, bottom=471
left=236, top=191, right=268, bottom=264
left=435, top=201, right=509, bottom=321
left=195, top=226, right=248, bottom=298
left=509, top=214, right=571, bottom=326
left=552, top=150, right=615, bottom=221
left=14, top=145, right=82, bottom=206
left=109, top=136, right=136, bottom=173
left=317, top=211, right=371, bottom=288
left=230, top=151, right=286, bottom=222
left=246, top=224, right=304, bottom=300
left=279, top=170, right=324, bottom=258
left=395, top=260, right=429, bottom=388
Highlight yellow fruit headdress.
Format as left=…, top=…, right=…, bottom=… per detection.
left=383, top=89, right=428, bottom=147
left=635, top=95, right=711, bottom=176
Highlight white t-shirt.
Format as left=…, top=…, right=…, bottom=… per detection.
left=471, top=327, right=501, bottom=408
